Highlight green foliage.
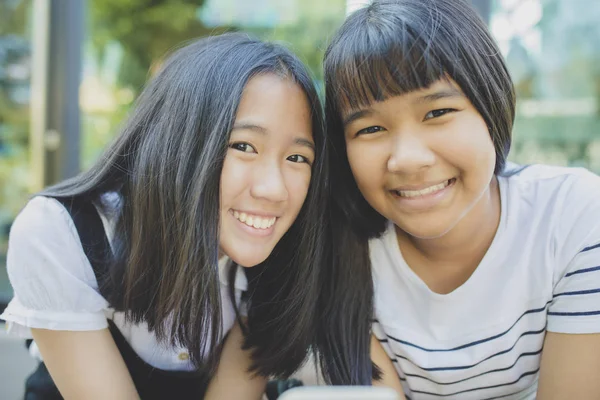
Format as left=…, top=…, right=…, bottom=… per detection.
left=90, top=0, right=230, bottom=90
left=0, top=0, right=28, bottom=36
left=82, top=0, right=347, bottom=169
left=252, top=0, right=346, bottom=86
left=0, top=0, right=31, bottom=227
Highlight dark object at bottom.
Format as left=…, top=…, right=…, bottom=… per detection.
left=24, top=363, right=62, bottom=400
left=265, top=379, right=304, bottom=400
left=22, top=196, right=209, bottom=399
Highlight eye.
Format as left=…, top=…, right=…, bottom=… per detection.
left=287, top=154, right=312, bottom=165
left=229, top=142, right=256, bottom=153
left=424, top=108, right=457, bottom=121
left=356, top=126, right=385, bottom=137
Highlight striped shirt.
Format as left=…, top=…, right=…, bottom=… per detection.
left=370, top=164, right=600, bottom=399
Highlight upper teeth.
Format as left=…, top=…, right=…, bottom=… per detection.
left=396, top=180, right=450, bottom=198
left=233, top=211, right=276, bottom=229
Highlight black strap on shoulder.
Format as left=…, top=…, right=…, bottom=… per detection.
left=51, top=195, right=112, bottom=297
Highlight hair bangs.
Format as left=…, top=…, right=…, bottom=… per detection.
left=327, top=15, right=447, bottom=115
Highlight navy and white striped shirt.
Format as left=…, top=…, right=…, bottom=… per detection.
left=371, top=164, right=600, bottom=399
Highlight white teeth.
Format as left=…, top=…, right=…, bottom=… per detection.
left=397, top=180, right=450, bottom=198
left=232, top=211, right=276, bottom=230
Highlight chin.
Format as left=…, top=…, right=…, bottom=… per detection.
left=398, top=220, right=457, bottom=240
left=227, top=250, right=271, bottom=268
left=406, top=229, right=452, bottom=240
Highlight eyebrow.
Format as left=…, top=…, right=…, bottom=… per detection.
left=342, top=109, right=374, bottom=128
left=232, top=123, right=268, bottom=134
left=341, top=87, right=465, bottom=127
left=294, top=138, right=315, bottom=151
left=232, top=123, right=315, bottom=151
left=414, top=87, right=464, bottom=104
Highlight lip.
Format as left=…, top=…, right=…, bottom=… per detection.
left=392, top=179, right=453, bottom=192
left=231, top=209, right=280, bottom=218
left=230, top=209, right=278, bottom=238
left=389, top=178, right=456, bottom=212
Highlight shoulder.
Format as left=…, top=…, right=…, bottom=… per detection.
left=505, top=165, right=600, bottom=271
left=3, top=196, right=111, bottom=333
left=11, top=195, right=79, bottom=243
left=503, top=163, right=598, bottom=192
left=502, top=164, right=600, bottom=216
left=7, top=195, right=100, bottom=290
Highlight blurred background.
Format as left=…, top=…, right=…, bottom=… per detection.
left=0, top=0, right=599, bottom=397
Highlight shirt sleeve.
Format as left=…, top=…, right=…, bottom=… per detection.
left=0, top=196, right=109, bottom=337
left=547, top=169, right=600, bottom=334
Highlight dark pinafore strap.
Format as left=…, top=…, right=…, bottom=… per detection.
left=25, top=196, right=209, bottom=400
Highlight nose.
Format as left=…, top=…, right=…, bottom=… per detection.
left=250, top=160, right=288, bottom=203
left=387, top=131, right=436, bottom=173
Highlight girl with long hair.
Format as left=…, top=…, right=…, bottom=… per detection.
left=1, top=32, right=329, bottom=399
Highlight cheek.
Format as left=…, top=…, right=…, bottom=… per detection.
left=285, top=168, right=311, bottom=210
left=442, top=119, right=496, bottom=181
left=346, top=141, right=385, bottom=190
left=219, top=156, right=248, bottom=207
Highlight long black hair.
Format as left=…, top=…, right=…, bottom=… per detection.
left=319, top=0, right=516, bottom=384
left=42, top=32, right=329, bottom=378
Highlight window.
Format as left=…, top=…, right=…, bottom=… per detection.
left=0, top=0, right=32, bottom=303
left=491, top=0, right=600, bottom=171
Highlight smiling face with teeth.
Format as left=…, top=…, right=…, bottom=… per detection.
left=342, top=79, right=498, bottom=240
left=219, top=73, right=315, bottom=267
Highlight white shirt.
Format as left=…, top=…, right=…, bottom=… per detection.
left=371, top=164, right=600, bottom=400
left=0, top=195, right=248, bottom=371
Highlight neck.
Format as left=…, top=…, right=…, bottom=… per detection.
left=399, top=176, right=501, bottom=266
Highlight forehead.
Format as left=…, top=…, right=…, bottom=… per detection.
left=234, top=74, right=313, bottom=139
left=238, top=74, right=309, bottom=117
left=240, top=73, right=303, bottom=103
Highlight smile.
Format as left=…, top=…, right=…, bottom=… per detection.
left=393, top=179, right=455, bottom=198
left=232, top=210, right=277, bottom=230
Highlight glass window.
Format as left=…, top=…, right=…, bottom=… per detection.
left=491, top=0, right=600, bottom=171
left=0, top=0, right=32, bottom=304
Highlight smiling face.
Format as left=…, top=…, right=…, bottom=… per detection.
left=342, top=78, right=496, bottom=239
left=219, top=73, right=314, bottom=267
